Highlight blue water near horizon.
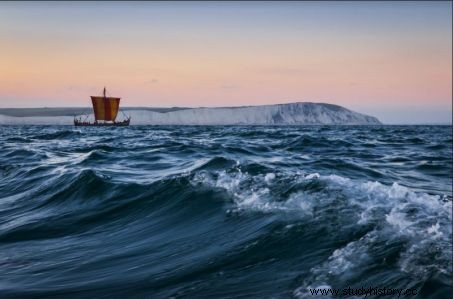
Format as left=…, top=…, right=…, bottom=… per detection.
left=0, top=125, right=451, bottom=298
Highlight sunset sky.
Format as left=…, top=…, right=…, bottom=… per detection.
left=0, top=1, right=451, bottom=123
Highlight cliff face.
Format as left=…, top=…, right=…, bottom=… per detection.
left=0, top=102, right=382, bottom=125
left=128, top=103, right=381, bottom=125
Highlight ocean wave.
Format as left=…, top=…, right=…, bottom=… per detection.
left=285, top=135, right=354, bottom=150
left=189, top=165, right=452, bottom=293
left=32, top=130, right=82, bottom=140
left=0, top=125, right=451, bottom=297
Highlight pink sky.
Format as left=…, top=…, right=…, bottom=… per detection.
left=0, top=2, right=451, bottom=123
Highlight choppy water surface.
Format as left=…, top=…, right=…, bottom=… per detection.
left=0, top=125, right=451, bottom=298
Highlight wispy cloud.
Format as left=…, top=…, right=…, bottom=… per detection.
left=220, top=84, right=241, bottom=89
left=258, top=67, right=317, bottom=76
left=144, top=79, right=159, bottom=84
left=65, top=85, right=98, bottom=92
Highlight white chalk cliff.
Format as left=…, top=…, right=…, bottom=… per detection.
left=0, top=102, right=381, bottom=125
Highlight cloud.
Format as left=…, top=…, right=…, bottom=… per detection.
left=258, top=67, right=317, bottom=76
left=220, top=84, right=241, bottom=89
left=144, top=79, right=159, bottom=84
left=65, top=85, right=98, bottom=92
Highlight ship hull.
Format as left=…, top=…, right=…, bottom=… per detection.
left=74, top=119, right=130, bottom=126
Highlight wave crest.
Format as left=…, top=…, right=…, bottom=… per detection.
left=189, top=164, right=452, bottom=291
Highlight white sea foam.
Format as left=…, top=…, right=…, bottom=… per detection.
left=426, top=222, right=443, bottom=238
left=304, top=173, right=320, bottom=180
left=264, top=173, right=276, bottom=184
left=192, top=168, right=451, bottom=225
left=191, top=167, right=452, bottom=291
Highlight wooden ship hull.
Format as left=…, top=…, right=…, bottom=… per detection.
left=74, top=118, right=130, bottom=127
left=74, top=87, right=131, bottom=126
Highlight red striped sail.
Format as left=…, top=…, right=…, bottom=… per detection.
left=91, top=96, right=121, bottom=121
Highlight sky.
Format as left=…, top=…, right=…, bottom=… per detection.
left=0, top=1, right=451, bottom=124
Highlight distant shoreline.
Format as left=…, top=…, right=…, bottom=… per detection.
left=0, top=107, right=189, bottom=117
left=0, top=106, right=451, bottom=126
left=1, top=106, right=450, bottom=126
left=0, top=103, right=382, bottom=125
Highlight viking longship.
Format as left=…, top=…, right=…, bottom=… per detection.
left=74, top=87, right=131, bottom=126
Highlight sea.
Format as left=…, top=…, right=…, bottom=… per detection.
left=0, top=125, right=451, bottom=298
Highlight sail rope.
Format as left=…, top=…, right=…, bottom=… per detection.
left=121, top=109, right=129, bottom=120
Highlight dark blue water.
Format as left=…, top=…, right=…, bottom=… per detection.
left=0, top=125, right=451, bottom=298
